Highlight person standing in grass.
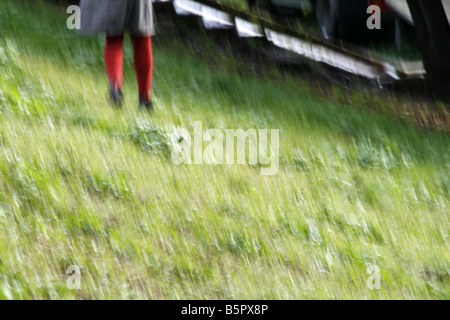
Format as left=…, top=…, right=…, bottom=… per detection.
left=78, top=0, right=155, bottom=111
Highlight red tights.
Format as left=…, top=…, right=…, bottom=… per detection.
left=104, top=35, right=153, bottom=101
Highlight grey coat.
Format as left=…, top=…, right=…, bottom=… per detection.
left=79, top=0, right=155, bottom=36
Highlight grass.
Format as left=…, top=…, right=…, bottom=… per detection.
left=219, top=0, right=248, bottom=11
left=0, top=0, right=448, bottom=299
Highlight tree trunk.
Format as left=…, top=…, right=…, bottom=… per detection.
left=407, top=0, right=450, bottom=101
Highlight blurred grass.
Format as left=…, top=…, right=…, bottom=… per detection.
left=219, top=0, right=248, bottom=11
left=0, top=0, right=448, bottom=299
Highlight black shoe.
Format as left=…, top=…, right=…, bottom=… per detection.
left=110, top=88, right=123, bottom=107
left=139, top=97, right=154, bottom=112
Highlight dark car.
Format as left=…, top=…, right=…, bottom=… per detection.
left=247, top=0, right=396, bottom=40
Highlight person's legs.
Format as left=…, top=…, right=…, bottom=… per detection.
left=105, top=35, right=124, bottom=93
left=130, top=35, right=153, bottom=103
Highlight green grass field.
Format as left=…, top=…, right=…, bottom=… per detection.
left=0, top=0, right=448, bottom=299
